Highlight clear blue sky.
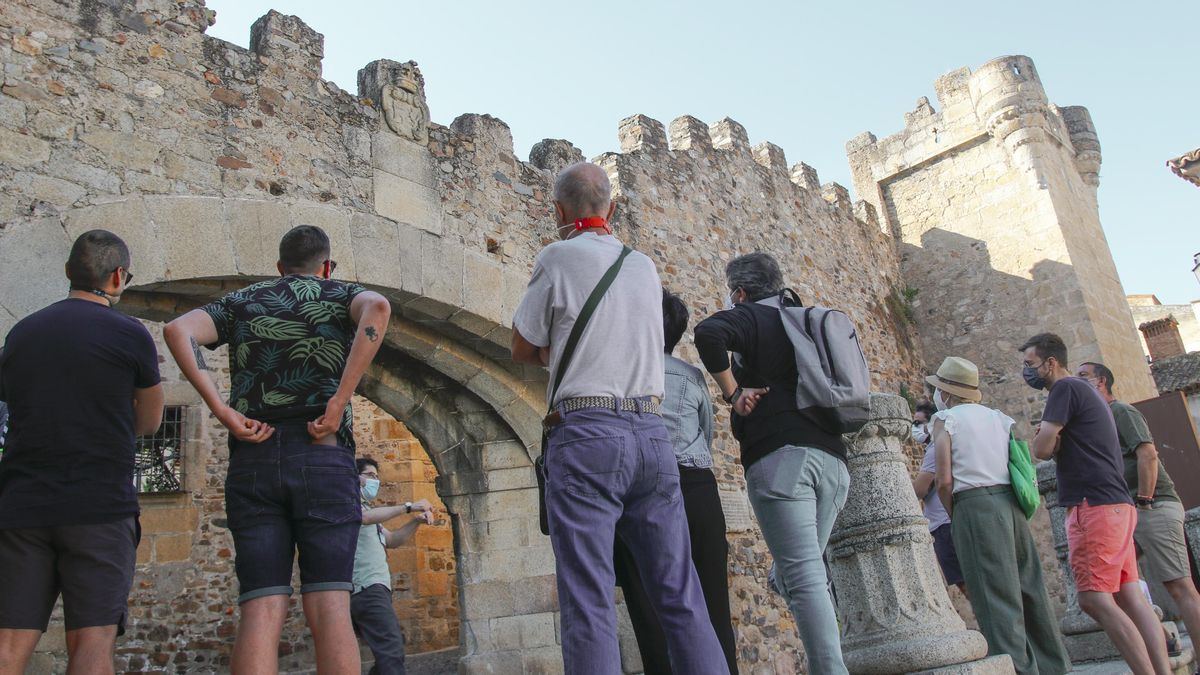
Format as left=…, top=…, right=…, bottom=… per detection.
left=207, top=1, right=1198, bottom=305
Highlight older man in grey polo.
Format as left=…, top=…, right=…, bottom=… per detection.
left=511, top=162, right=727, bottom=674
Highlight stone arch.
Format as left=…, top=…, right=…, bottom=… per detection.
left=16, top=195, right=562, bottom=671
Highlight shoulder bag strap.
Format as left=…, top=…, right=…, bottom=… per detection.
left=547, top=245, right=633, bottom=410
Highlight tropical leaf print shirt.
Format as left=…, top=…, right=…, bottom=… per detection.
left=201, top=275, right=367, bottom=447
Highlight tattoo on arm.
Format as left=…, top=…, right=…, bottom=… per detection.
left=190, top=336, right=210, bottom=371
left=365, top=326, right=379, bottom=343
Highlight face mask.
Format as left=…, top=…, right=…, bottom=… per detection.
left=933, top=389, right=948, bottom=411
left=361, top=478, right=380, bottom=501
left=724, top=291, right=737, bottom=310
left=912, top=424, right=929, bottom=444
left=1023, top=365, right=1047, bottom=391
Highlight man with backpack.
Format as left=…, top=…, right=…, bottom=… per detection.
left=511, top=162, right=728, bottom=674
left=694, top=252, right=853, bottom=675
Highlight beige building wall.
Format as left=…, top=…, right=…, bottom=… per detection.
left=1129, top=295, right=1200, bottom=358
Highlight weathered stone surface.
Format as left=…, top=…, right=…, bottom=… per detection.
left=912, top=655, right=1016, bottom=674
left=144, top=196, right=232, bottom=280
left=0, top=217, right=71, bottom=323
left=80, top=128, right=160, bottom=172
left=12, top=172, right=86, bottom=207
left=373, top=169, right=442, bottom=235
left=0, top=127, right=51, bottom=165
left=30, top=110, right=74, bottom=140
left=528, top=138, right=582, bottom=175
left=830, top=394, right=999, bottom=675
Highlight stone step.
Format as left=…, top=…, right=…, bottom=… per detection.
left=1070, top=633, right=1195, bottom=675
left=282, top=647, right=459, bottom=675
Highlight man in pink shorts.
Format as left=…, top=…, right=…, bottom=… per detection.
left=1022, top=333, right=1171, bottom=675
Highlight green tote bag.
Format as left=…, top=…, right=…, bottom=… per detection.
left=1009, top=432, right=1040, bottom=519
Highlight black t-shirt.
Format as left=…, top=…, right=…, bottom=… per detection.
left=199, top=276, right=366, bottom=447
left=693, top=299, right=846, bottom=469
left=0, top=299, right=161, bottom=528
left=1042, top=376, right=1131, bottom=507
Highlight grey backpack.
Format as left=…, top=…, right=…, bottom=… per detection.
left=758, top=289, right=871, bottom=433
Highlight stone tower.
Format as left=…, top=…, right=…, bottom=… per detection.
left=847, top=55, right=1156, bottom=430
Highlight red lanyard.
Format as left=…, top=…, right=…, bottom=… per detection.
left=573, top=217, right=612, bottom=234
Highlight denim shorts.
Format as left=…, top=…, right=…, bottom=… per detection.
left=225, top=422, right=360, bottom=603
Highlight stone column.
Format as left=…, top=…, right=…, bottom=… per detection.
left=828, top=393, right=1013, bottom=674
left=1184, top=507, right=1200, bottom=565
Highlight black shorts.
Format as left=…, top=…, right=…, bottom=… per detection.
left=931, top=522, right=965, bottom=587
left=0, top=516, right=139, bottom=634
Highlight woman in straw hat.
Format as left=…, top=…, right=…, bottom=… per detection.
left=929, top=356, right=1069, bottom=675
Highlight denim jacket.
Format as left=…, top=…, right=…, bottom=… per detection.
left=663, top=355, right=715, bottom=469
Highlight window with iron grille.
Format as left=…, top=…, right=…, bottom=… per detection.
left=134, top=405, right=185, bottom=494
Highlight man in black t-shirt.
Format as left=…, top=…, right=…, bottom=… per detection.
left=163, top=225, right=391, bottom=674
left=0, top=230, right=163, bottom=675
left=1022, top=333, right=1170, bottom=675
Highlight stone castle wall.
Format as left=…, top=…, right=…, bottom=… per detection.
left=0, top=0, right=927, bottom=672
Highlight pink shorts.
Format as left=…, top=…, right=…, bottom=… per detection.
left=1066, top=500, right=1139, bottom=594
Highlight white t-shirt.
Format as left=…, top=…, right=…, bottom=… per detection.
left=513, top=233, right=665, bottom=406
left=933, top=403, right=1015, bottom=493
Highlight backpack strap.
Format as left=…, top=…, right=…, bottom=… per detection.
left=547, top=246, right=633, bottom=411
left=780, top=288, right=803, bottom=307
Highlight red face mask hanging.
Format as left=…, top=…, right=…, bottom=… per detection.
left=572, top=217, right=612, bottom=234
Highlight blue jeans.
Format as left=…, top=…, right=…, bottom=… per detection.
left=746, top=445, right=849, bottom=675
left=545, top=403, right=728, bottom=675
left=225, top=422, right=361, bottom=603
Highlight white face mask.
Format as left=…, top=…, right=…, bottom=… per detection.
left=933, top=389, right=948, bottom=411
left=912, top=424, right=929, bottom=444
left=724, top=291, right=738, bottom=310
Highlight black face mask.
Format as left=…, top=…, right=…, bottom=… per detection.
left=1023, top=365, right=1047, bottom=390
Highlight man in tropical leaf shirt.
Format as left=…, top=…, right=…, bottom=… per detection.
left=163, top=225, right=391, bottom=674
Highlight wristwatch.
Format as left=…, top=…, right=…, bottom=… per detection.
left=404, top=501, right=413, bottom=513
left=1135, top=496, right=1154, bottom=507
left=723, top=387, right=743, bottom=406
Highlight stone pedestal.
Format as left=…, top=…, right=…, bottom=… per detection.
left=829, top=393, right=1011, bottom=674
left=1184, top=507, right=1200, bottom=566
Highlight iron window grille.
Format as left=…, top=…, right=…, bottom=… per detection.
left=134, top=405, right=185, bottom=494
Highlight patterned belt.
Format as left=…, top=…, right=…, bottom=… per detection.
left=544, top=396, right=662, bottom=429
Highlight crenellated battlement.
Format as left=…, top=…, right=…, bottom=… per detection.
left=847, top=55, right=1103, bottom=221
left=609, top=113, right=873, bottom=232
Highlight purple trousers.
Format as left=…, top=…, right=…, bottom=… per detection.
left=545, top=403, right=729, bottom=675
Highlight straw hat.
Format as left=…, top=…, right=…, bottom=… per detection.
left=925, top=356, right=982, bottom=402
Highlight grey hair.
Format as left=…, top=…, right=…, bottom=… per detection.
left=553, top=162, right=611, bottom=217
left=725, top=252, right=784, bottom=298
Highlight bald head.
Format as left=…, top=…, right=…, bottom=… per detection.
left=553, top=162, right=612, bottom=220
